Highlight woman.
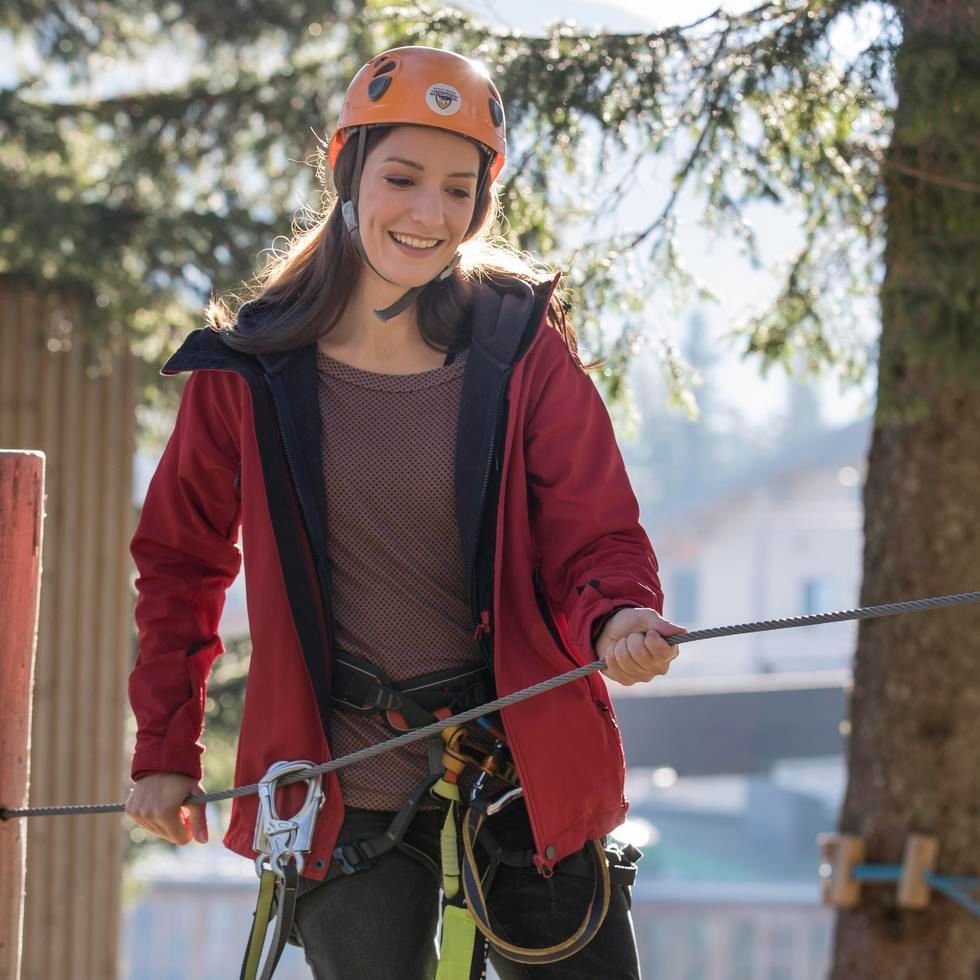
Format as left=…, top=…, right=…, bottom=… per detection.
left=126, top=46, right=684, bottom=979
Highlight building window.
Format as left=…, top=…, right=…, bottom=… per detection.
left=802, top=577, right=834, bottom=615
left=671, top=569, right=699, bottom=623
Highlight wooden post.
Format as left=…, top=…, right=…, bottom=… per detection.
left=0, top=450, right=45, bottom=980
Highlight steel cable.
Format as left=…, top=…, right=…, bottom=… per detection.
left=2, top=591, right=978, bottom=821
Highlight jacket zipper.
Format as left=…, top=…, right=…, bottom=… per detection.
left=468, top=374, right=509, bottom=659
left=466, top=370, right=558, bottom=874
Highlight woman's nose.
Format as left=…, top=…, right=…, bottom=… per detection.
left=408, top=185, right=445, bottom=228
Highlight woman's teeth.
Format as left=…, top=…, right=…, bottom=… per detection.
left=390, top=232, right=440, bottom=250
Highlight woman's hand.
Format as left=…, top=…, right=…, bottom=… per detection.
left=125, top=772, right=209, bottom=845
left=595, top=607, right=686, bottom=686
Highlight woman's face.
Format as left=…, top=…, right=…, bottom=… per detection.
left=355, top=126, right=482, bottom=288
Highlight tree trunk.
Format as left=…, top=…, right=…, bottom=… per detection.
left=830, top=3, right=980, bottom=977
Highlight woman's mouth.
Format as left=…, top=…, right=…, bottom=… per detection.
left=389, top=231, right=443, bottom=254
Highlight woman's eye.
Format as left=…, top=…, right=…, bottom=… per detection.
left=383, top=176, right=470, bottom=200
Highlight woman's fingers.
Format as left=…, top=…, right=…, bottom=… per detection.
left=125, top=773, right=204, bottom=845
left=185, top=801, right=209, bottom=844
left=604, top=629, right=679, bottom=685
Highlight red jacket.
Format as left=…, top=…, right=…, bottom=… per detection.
left=129, top=274, right=663, bottom=875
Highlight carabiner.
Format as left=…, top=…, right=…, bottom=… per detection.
left=252, top=760, right=325, bottom=878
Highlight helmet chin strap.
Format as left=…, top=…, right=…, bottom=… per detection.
left=341, top=126, right=463, bottom=322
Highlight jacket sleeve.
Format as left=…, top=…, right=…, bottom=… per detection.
left=128, top=370, right=244, bottom=781
left=525, top=328, right=663, bottom=661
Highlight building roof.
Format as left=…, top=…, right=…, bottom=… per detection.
left=649, top=418, right=872, bottom=524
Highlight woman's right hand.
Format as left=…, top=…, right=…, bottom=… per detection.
left=125, top=772, right=209, bottom=845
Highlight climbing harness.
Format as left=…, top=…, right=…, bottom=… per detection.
left=241, top=660, right=494, bottom=980
left=426, top=720, right=640, bottom=974
left=327, top=655, right=630, bottom=976
left=240, top=761, right=325, bottom=980
left=241, top=659, right=638, bottom=979
left=326, top=696, right=637, bottom=978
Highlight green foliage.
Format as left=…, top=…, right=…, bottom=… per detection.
left=1, top=0, right=899, bottom=411
left=0, top=1, right=350, bottom=65
left=361, top=0, right=896, bottom=383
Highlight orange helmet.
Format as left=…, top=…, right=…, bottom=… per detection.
left=327, top=46, right=507, bottom=184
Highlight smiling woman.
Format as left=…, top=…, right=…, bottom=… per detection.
left=204, top=48, right=582, bottom=369
left=127, top=43, right=677, bottom=980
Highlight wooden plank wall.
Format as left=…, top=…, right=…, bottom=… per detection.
left=0, top=281, right=137, bottom=980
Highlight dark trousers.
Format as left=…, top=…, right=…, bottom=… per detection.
left=287, top=804, right=641, bottom=979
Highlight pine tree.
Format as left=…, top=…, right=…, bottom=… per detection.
left=831, top=4, right=980, bottom=976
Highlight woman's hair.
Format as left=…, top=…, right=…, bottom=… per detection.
left=206, top=125, right=584, bottom=363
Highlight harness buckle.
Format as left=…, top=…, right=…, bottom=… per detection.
left=332, top=840, right=372, bottom=876
left=252, top=760, right=325, bottom=879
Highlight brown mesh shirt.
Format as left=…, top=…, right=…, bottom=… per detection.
left=316, top=348, right=485, bottom=810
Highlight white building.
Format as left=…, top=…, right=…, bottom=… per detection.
left=641, top=420, right=871, bottom=677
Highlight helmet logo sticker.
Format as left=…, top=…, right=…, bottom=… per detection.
left=425, top=82, right=462, bottom=116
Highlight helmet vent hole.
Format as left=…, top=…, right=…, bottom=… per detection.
left=372, top=60, right=397, bottom=77
left=368, top=76, right=393, bottom=101
left=488, top=98, right=504, bottom=126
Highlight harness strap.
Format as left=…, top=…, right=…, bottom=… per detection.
left=332, top=772, right=442, bottom=876
left=436, top=905, right=485, bottom=980
left=330, top=651, right=492, bottom=733
left=460, top=804, right=613, bottom=966
left=239, top=862, right=299, bottom=980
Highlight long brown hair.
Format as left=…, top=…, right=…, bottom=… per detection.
left=207, top=125, right=583, bottom=362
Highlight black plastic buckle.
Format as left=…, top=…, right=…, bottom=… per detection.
left=332, top=842, right=372, bottom=876
left=606, top=842, right=643, bottom=888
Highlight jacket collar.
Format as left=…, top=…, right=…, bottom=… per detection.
left=160, top=273, right=558, bottom=379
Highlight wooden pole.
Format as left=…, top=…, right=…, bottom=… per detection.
left=0, top=450, right=45, bottom=980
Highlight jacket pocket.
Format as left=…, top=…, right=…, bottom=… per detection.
left=531, top=571, right=616, bottom=725
left=531, top=569, right=573, bottom=662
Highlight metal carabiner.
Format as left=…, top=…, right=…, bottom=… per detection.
left=252, top=760, right=325, bottom=878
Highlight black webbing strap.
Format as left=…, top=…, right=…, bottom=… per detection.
left=331, top=772, right=444, bottom=876
left=240, top=861, right=299, bottom=980
left=330, top=651, right=492, bottom=733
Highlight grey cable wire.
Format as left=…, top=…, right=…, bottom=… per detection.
left=2, top=591, right=978, bottom=821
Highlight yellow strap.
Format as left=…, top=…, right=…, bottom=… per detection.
left=430, top=777, right=461, bottom=803
left=440, top=803, right=460, bottom=898
left=431, top=776, right=463, bottom=898
left=436, top=904, right=479, bottom=980
left=241, top=868, right=277, bottom=980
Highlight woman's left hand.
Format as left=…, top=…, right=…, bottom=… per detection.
left=595, top=607, right=687, bottom=686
